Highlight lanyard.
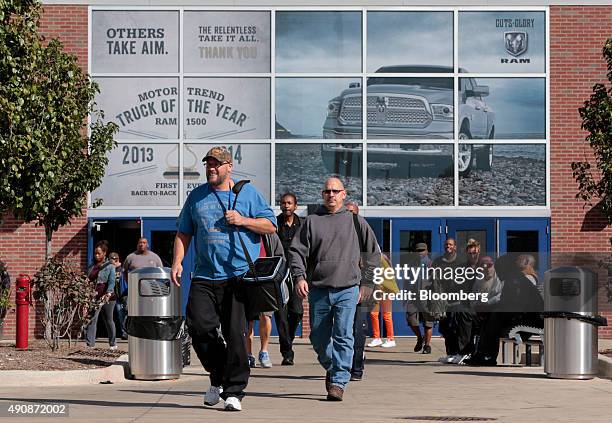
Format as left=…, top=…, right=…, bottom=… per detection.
left=211, top=183, right=233, bottom=213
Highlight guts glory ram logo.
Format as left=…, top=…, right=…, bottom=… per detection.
left=501, top=31, right=530, bottom=64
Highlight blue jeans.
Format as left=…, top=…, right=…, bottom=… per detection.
left=85, top=301, right=116, bottom=347
left=309, top=285, right=359, bottom=390
left=115, top=299, right=127, bottom=337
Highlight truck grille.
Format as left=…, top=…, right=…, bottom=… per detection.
left=339, top=94, right=431, bottom=127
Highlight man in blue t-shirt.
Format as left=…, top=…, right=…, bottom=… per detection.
left=171, top=146, right=276, bottom=412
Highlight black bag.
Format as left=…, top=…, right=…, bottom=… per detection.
left=242, top=255, right=290, bottom=314
left=213, top=180, right=289, bottom=315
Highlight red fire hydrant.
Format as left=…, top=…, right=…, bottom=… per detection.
left=15, top=274, right=31, bottom=350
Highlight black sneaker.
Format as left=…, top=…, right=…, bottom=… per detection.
left=464, top=355, right=497, bottom=366
left=414, top=338, right=424, bottom=352
left=281, top=357, right=294, bottom=366
left=422, top=344, right=432, bottom=354
left=350, top=374, right=362, bottom=381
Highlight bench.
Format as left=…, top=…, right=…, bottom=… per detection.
left=500, top=325, right=544, bottom=366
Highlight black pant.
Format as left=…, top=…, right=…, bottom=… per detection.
left=351, top=304, right=368, bottom=377
left=288, top=309, right=303, bottom=342
left=274, top=305, right=294, bottom=360
left=286, top=285, right=304, bottom=343
left=455, top=311, right=478, bottom=355
left=440, top=309, right=477, bottom=356
left=439, top=314, right=458, bottom=355
left=186, top=278, right=249, bottom=400
left=273, top=285, right=304, bottom=360
left=475, top=312, right=543, bottom=362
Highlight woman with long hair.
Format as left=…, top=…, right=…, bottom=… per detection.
left=516, top=254, right=538, bottom=286
left=85, top=240, right=118, bottom=349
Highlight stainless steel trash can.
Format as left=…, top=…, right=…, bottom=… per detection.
left=544, top=267, right=607, bottom=379
left=126, top=267, right=183, bottom=380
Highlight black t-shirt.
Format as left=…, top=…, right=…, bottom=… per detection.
left=276, top=213, right=301, bottom=258
left=431, top=254, right=464, bottom=295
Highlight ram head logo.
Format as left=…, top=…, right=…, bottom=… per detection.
left=504, top=31, right=528, bottom=57
left=376, top=96, right=389, bottom=113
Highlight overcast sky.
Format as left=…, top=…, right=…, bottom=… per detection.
left=275, top=11, right=362, bottom=73
left=473, top=78, right=545, bottom=137
left=276, top=78, right=358, bottom=137
left=367, top=12, right=453, bottom=72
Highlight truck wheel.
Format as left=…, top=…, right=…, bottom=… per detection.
left=475, top=145, right=493, bottom=170
left=458, top=143, right=473, bottom=177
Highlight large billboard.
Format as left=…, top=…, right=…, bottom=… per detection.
left=91, top=11, right=179, bottom=73
left=183, top=11, right=270, bottom=73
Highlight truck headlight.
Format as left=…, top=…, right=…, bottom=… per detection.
left=431, top=104, right=454, bottom=121
left=327, top=100, right=341, bottom=118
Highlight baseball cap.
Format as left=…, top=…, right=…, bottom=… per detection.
left=415, top=243, right=428, bottom=252
left=202, top=146, right=232, bottom=164
left=478, top=256, right=495, bottom=267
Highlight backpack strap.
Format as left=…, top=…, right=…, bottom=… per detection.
left=260, top=234, right=272, bottom=257
left=352, top=213, right=365, bottom=253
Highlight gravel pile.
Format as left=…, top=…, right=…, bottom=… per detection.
left=276, top=145, right=545, bottom=207
left=459, top=156, right=546, bottom=206
left=276, top=144, right=363, bottom=204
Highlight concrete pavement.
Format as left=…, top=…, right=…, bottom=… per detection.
left=0, top=337, right=611, bottom=423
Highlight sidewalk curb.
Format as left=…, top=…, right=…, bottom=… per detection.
left=598, top=354, right=612, bottom=379
left=0, top=354, right=129, bottom=387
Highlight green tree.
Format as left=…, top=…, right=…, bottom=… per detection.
left=0, top=0, right=117, bottom=259
left=572, top=39, right=612, bottom=303
left=572, top=39, right=612, bottom=223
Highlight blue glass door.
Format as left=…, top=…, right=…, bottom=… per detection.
left=143, top=218, right=193, bottom=315
left=446, top=218, right=496, bottom=257
left=499, top=218, right=550, bottom=282
left=390, top=219, right=443, bottom=336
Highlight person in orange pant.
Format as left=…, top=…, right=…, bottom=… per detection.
left=368, top=254, right=398, bottom=348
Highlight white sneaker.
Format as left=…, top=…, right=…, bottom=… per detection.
left=449, top=354, right=464, bottom=364
left=109, top=345, right=118, bottom=351
left=224, top=396, right=242, bottom=411
left=458, top=354, right=471, bottom=365
left=258, top=351, right=273, bottom=368
left=204, top=386, right=222, bottom=406
left=438, top=355, right=456, bottom=364
left=381, top=339, right=396, bottom=348
left=367, top=338, right=383, bottom=347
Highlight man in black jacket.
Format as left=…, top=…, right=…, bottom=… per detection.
left=275, top=192, right=303, bottom=365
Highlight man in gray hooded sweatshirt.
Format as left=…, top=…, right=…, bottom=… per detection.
left=291, top=177, right=379, bottom=401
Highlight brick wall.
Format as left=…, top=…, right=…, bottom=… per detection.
left=39, top=5, right=88, bottom=70
left=550, top=6, right=612, bottom=339
left=0, top=5, right=89, bottom=341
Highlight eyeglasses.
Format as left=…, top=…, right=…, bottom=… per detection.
left=322, top=189, right=344, bottom=195
left=481, top=263, right=494, bottom=268
left=203, top=161, right=230, bottom=170
left=109, top=256, right=119, bottom=261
